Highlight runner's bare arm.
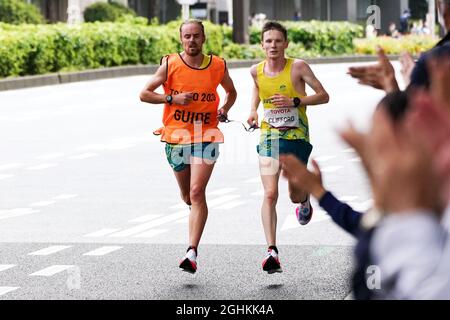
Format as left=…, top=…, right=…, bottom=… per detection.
left=219, top=67, right=237, bottom=113
left=139, top=57, right=169, bottom=104
left=295, top=60, right=329, bottom=106
left=248, top=65, right=260, bottom=126
left=140, top=57, right=194, bottom=106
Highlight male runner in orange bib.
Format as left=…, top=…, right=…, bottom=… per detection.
left=140, top=20, right=237, bottom=274
left=247, top=21, right=329, bottom=274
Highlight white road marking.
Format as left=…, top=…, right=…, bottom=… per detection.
left=349, top=157, right=361, bottom=162
left=77, top=144, right=107, bottom=151
left=30, top=265, right=74, bottom=276
left=281, top=215, right=300, bottom=231
left=342, top=148, right=355, bottom=153
left=76, top=138, right=144, bottom=152
left=0, top=174, right=14, bottom=180
left=133, top=229, right=168, bottom=238
left=208, top=195, right=241, bottom=207
left=109, top=210, right=190, bottom=237
left=83, top=228, right=121, bottom=237
left=313, top=247, right=336, bottom=257
left=0, top=208, right=40, bottom=220
left=207, top=188, right=237, bottom=196
left=128, top=214, right=162, bottom=223
left=170, top=203, right=190, bottom=210
left=36, top=153, right=65, bottom=160
left=27, top=163, right=58, bottom=170
left=0, top=265, right=16, bottom=272
left=314, top=155, right=337, bottom=162
left=0, top=163, right=24, bottom=171
left=338, top=196, right=358, bottom=202
left=83, top=246, right=123, bottom=256
left=251, top=190, right=264, bottom=196
left=244, top=177, right=261, bottom=183
left=52, top=194, right=78, bottom=200
left=28, top=245, right=72, bottom=256
left=29, top=200, right=56, bottom=207
left=175, top=217, right=189, bottom=224
left=106, top=142, right=137, bottom=150
left=320, top=166, right=343, bottom=173
left=0, top=287, right=19, bottom=296
left=68, top=153, right=99, bottom=160
left=215, top=201, right=246, bottom=210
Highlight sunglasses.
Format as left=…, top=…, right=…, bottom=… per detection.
left=218, top=114, right=259, bottom=132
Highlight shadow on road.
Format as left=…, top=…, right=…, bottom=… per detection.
left=182, top=284, right=199, bottom=290
left=267, top=284, right=284, bottom=290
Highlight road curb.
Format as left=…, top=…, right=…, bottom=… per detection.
left=0, top=55, right=400, bottom=92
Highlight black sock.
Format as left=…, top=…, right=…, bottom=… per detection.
left=268, top=245, right=278, bottom=254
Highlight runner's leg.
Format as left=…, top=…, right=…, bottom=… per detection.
left=259, top=156, right=281, bottom=246
left=288, top=181, right=308, bottom=204
left=188, top=156, right=215, bottom=248
left=173, top=167, right=191, bottom=205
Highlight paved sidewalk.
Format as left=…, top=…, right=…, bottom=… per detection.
left=0, top=55, right=401, bottom=92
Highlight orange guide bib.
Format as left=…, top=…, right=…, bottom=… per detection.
left=157, top=53, right=225, bottom=144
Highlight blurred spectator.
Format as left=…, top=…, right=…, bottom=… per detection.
left=348, top=0, right=450, bottom=92
left=410, top=21, right=420, bottom=35
left=365, top=24, right=378, bottom=39
left=344, top=57, right=450, bottom=299
left=251, top=12, right=267, bottom=28
left=422, top=20, right=431, bottom=35
left=280, top=91, right=411, bottom=299
left=399, top=9, right=411, bottom=34
left=388, top=22, right=400, bottom=38
left=293, top=10, right=302, bottom=21
left=411, top=19, right=429, bottom=35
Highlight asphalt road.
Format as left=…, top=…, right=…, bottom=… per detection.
left=0, top=61, right=403, bottom=300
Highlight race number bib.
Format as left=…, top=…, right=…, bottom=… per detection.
left=264, top=107, right=299, bottom=129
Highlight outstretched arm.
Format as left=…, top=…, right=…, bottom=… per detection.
left=347, top=47, right=400, bottom=93
left=280, top=154, right=362, bottom=236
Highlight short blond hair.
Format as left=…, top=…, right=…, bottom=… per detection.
left=179, top=19, right=205, bottom=37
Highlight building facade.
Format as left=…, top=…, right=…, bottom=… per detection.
left=29, top=0, right=429, bottom=34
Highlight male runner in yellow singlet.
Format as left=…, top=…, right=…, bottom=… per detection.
left=247, top=21, right=329, bottom=274
left=140, top=20, right=237, bottom=274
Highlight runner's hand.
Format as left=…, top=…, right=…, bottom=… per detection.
left=247, top=111, right=258, bottom=127
left=270, top=94, right=294, bottom=107
left=173, top=92, right=194, bottom=105
left=217, top=108, right=228, bottom=122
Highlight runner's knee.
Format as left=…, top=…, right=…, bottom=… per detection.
left=264, top=190, right=278, bottom=205
left=190, top=184, right=206, bottom=203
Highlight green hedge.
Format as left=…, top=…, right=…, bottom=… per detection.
left=0, top=22, right=179, bottom=77
left=249, top=21, right=364, bottom=56
left=83, top=1, right=136, bottom=23
left=0, top=0, right=44, bottom=24
left=0, top=20, right=363, bottom=78
left=353, top=35, right=437, bottom=55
